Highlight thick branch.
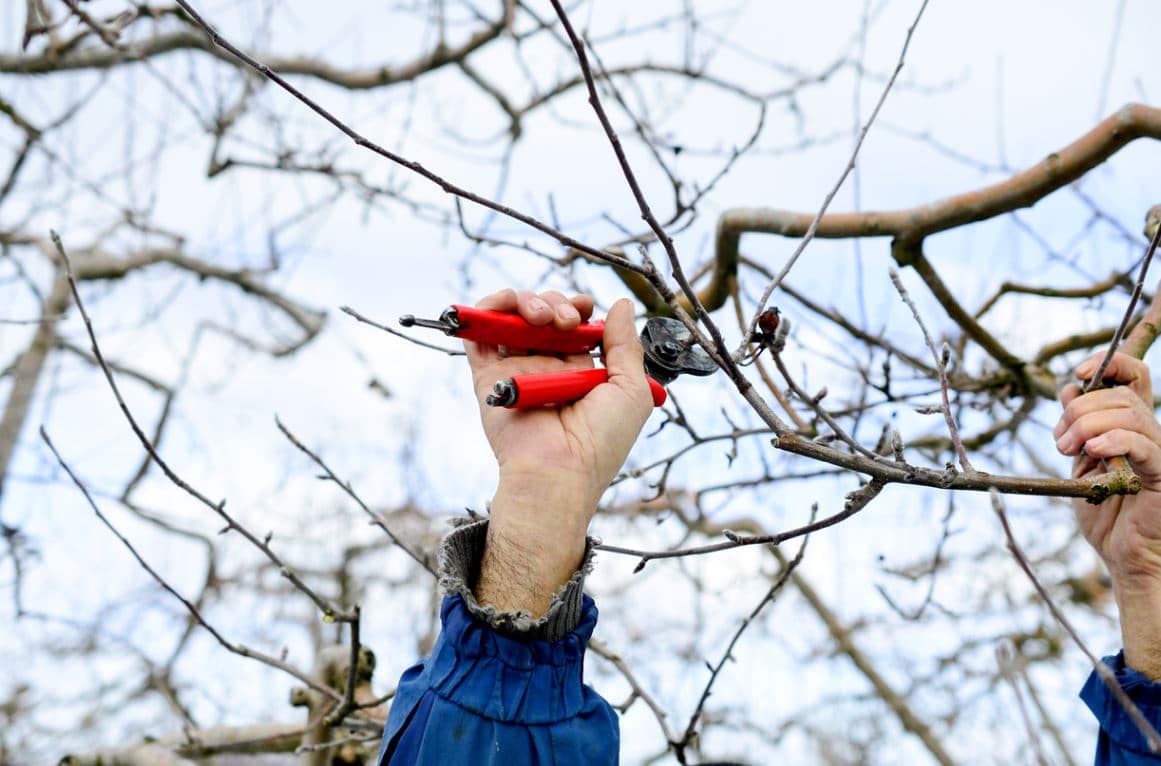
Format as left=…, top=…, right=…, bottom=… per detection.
left=0, top=269, right=68, bottom=503
left=716, top=104, right=1161, bottom=253
left=5, top=20, right=507, bottom=89
left=61, top=723, right=306, bottom=764
left=676, top=104, right=1161, bottom=357
left=65, top=244, right=325, bottom=355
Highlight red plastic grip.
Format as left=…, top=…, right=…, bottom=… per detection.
left=450, top=305, right=605, bottom=355
left=505, top=369, right=667, bottom=408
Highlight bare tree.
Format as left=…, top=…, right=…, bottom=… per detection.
left=4, top=1, right=1160, bottom=764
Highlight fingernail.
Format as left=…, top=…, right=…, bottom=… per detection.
left=530, top=298, right=549, bottom=313
left=559, top=304, right=579, bottom=321
left=1056, top=435, right=1072, bottom=452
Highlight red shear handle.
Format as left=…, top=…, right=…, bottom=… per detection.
left=451, top=305, right=605, bottom=355
left=493, top=368, right=666, bottom=408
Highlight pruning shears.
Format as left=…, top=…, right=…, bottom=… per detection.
left=399, top=304, right=716, bottom=409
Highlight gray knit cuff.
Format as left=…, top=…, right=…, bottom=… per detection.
left=438, top=518, right=594, bottom=643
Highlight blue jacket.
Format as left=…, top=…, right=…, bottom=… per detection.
left=379, top=595, right=1161, bottom=765
left=1083, top=653, right=1161, bottom=764
left=377, top=594, right=618, bottom=765
left=377, top=511, right=1160, bottom=766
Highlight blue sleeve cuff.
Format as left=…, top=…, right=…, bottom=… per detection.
left=439, top=518, right=593, bottom=642
left=379, top=594, right=619, bottom=766
left=1080, top=652, right=1161, bottom=757
left=426, top=592, right=599, bottom=723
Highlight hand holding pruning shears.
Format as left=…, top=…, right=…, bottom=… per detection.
left=436, top=289, right=657, bottom=499
left=398, top=288, right=716, bottom=613
left=403, top=289, right=661, bottom=612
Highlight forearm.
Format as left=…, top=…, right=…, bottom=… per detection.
left=474, top=469, right=596, bottom=618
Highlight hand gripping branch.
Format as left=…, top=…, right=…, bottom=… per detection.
left=399, top=305, right=716, bottom=409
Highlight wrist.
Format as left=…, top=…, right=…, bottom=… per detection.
left=494, top=465, right=600, bottom=531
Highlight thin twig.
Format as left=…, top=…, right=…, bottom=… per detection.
left=995, top=640, right=1050, bottom=766
left=169, top=0, right=643, bottom=275
left=50, top=230, right=353, bottom=623
left=294, top=732, right=382, bottom=754
left=275, top=418, right=436, bottom=576
left=991, top=489, right=1161, bottom=754
left=728, top=280, right=811, bottom=431
left=747, top=0, right=931, bottom=344
left=1079, top=221, right=1161, bottom=478
left=589, top=638, right=675, bottom=746
left=771, top=352, right=880, bottom=460
left=1083, top=222, right=1161, bottom=391
left=1017, top=662, right=1080, bottom=766
left=323, top=606, right=362, bottom=726
left=674, top=514, right=813, bottom=763
left=599, top=482, right=882, bottom=571
left=889, top=267, right=973, bottom=471
left=547, top=0, right=744, bottom=394
left=341, top=305, right=465, bottom=356
left=39, top=428, right=344, bottom=704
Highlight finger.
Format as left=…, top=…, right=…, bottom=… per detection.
left=570, top=294, right=595, bottom=323
left=535, top=290, right=582, bottom=330
left=1075, top=351, right=1152, bottom=402
left=476, top=288, right=519, bottom=312
left=516, top=290, right=556, bottom=326
left=1058, top=383, right=1082, bottom=409
left=467, top=288, right=520, bottom=367
left=465, top=339, right=496, bottom=371
left=1055, top=386, right=1152, bottom=440
left=1085, top=428, right=1161, bottom=486
left=601, top=298, right=652, bottom=407
left=1055, top=404, right=1161, bottom=456
left=1072, top=452, right=1102, bottom=481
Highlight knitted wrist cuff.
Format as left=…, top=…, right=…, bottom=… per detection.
left=438, top=518, right=593, bottom=642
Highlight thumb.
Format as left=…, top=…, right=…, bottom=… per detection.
left=602, top=299, right=650, bottom=400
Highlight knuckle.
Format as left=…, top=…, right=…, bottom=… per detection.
left=1129, top=406, right=1150, bottom=430
left=1069, top=413, right=1095, bottom=439
left=1113, top=386, right=1137, bottom=403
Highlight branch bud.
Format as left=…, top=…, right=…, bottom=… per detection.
left=1145, top=203, right=1161, bottom=241
left=771, top=317, right=791, bottom=353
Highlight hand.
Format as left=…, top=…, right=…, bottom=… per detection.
left=464, top=289, right=654, bottom=615
left=1056, top=352, right=1161, bottom=586
left=1056, top=351, right=1161, bottom=678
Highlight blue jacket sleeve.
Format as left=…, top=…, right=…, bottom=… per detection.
left=1082, top=652, right=1161, bottom=764
left=376, top=593, right=619, bottom=766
